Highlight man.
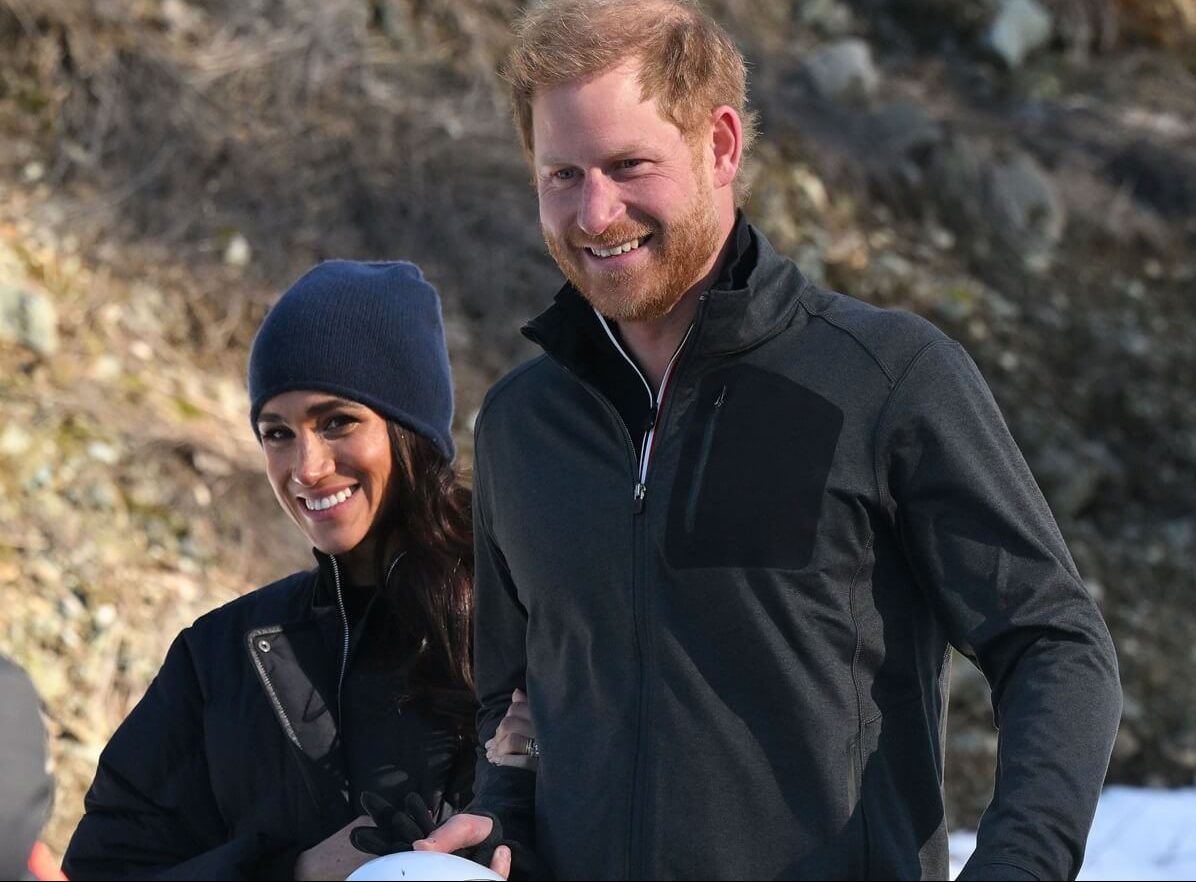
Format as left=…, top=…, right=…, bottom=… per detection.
left=420, top=1, right=1122, bottom=878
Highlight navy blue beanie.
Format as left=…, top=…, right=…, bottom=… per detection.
left=248, top=260, right=455, bottom=461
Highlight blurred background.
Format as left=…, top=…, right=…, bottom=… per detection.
left=0, top=0, right=1193, bottom=861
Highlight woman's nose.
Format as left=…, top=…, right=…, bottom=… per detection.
left=291, top=435, right=334, bottom=487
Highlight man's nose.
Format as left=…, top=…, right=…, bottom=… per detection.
left=292, top=435, right=334, bottom=487
left=577, top=172, right=623, bottom=238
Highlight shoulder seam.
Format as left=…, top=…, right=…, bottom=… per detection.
left=870, top=338, right=962, bottom=511
left=799, top=300, right=900, bottom=384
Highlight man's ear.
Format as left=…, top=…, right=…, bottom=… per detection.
left=709, top=105, right=743, bottom=190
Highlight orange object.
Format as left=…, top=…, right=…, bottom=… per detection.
left=27, top=841, right=67, bottom=881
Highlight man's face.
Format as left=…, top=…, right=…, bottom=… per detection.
left=532, top=62, right=722, bottom=322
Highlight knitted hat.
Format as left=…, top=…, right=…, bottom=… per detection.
left=248, top=260, right=455, bottom=460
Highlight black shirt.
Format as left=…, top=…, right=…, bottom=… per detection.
left=339, top=583, right=469, bottom=818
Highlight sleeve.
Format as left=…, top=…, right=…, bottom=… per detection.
left=0, top=654, right=53, bottom=882
left=465, top=419, right=538, bottom=855
left=62, top=631, right=301, bottom=881
left=878, top=340, right=1122, bottom=882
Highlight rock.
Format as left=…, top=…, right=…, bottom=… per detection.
left=1108, top=139, right=1196, bottom=219
left=985, top=0, right=1054, bottom=68
left=130, top=340, right=154, bottom=361
left=858, top=101, right=945, bottom=214
left=93, top=603, right=117, bottom=629
left=23, top=465, right=53, bottom=492
left=1035, top=439, right=1118, bottom=520
left=792, top=242, right=828, bottom=286
left=223, top=234, right=252, bottom=268
left=192, top=483, right=213, bottom=508
left=86, top=442, right=121, bottom=465
left=0, top=283, right=59, bottom=355
left=30, top=557, right=63, bottom=587
left=798, top=0, right=855, bottom=36
left=1161, top=518, right=1194, bottom=558
left=1052, top=0, right=1119, bottom=59
left=929, top=227, right=956, bottom=250
left=91, top=355, right=122, bottom=381
left=84, top=479, right=122, bottom=512
left=876, top=252, right=915, bottom=281
left=986, top=150, right=1066, bottom=270
left=371, top=0, right=414, bottom=45
left=791, top=165, right=830, bottom=212
left=192, top=451, right=233, bottom=477
left=927, top=137, right=1065, bottom=268
left=21, top=161, right=45, bottom=183
left=866, top=100, right=942, bottom=157
left=883, top=0, right=992, bottom=47
left=0, top=424, right=33, bottom=457
left=801, top=39, right=881, bottom=103
left=161, top=0, right=203, bottom=34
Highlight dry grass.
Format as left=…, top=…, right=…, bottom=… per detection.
left=1115, top=0, right=1196, bottom=46
left=0, top=0, right=550, bottom=371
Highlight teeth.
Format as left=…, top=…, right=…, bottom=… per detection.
left=590, top=237, right=644, bottom=258
left=304, top=487, right=354, bottom=511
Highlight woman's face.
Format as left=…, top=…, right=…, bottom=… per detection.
left=257, top=391, right=394, bottom=580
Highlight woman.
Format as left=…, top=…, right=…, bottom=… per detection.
left=484, top=689, right=539, bottom=773
left=63, top=260, right=509, bottom=880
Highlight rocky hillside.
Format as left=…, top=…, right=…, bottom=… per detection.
left=1, top=0, right=1193, bottom=857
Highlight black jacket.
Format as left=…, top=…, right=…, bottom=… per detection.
left=468, top=217, right=1121, bottom=880
left=1, top=654, right=52, bottom=881
left=63, top=554, right=475, bottom=880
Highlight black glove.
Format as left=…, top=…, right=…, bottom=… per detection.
left=350, top=791, right=504, bottom=867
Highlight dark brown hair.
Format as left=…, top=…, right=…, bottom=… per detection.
left=369, top=423, right=474, bottom=714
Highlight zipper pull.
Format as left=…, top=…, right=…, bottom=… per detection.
left=713, top=384, right=727, bottom=407
left=633, top=482, right=647, bottom=514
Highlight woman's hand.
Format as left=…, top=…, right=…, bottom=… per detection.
left=293, top=816, right=372, bottom=881
left=484, top=688, right=539, bottom=770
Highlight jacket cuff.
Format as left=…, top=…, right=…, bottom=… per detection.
left=956, top=860, right=1042, bottom=881
left=251, top=838, right=305, bottom=880
left=465, top=810, right=550, bottom=882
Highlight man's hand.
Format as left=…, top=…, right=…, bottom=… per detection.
left=294, top=816, right=373, bottom=881
left=414, top=814, right=511, bottom=878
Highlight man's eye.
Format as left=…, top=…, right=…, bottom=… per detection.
left=618, top=159, right=643, bottom=169
left=551, top=168, right=576, bottom=181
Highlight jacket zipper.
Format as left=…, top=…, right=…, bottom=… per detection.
left=593, top=303, right=707, bottom=878
left=594, top=310, right=695, bottom=512
left=328, top=551, right=403, bottom=728
left=329, top=554, right=350, bottom=729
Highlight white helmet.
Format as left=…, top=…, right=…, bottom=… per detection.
left=347, top=851, right=505, bottom=881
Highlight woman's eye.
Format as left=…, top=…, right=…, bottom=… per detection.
left=324, top=414, right=358, bottom=432
left=260, top=426, right=291, bottom=442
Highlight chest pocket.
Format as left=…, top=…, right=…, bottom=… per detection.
left=665, top=363, right=843, bottom=570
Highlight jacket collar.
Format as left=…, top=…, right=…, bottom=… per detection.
left=523, top=212, right=810, bottom=369
left=310, top=548, right=343, bottom=611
